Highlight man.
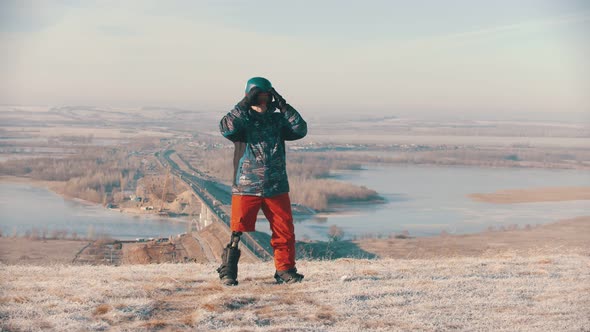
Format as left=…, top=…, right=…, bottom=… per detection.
left=217, top=77, right=307, bottom=286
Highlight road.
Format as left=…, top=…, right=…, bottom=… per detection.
left=156, top=148, right=273, bottom=261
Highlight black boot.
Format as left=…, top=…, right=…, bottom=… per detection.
left=274, top=267, right=304, bottom=284
left=217, top=244, right=241, bottom=286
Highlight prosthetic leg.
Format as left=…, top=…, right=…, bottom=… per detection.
left=216, top=231, right=242, bottom=286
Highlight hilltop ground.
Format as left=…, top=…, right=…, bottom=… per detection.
left=1, top=252, right=589, bottom=331
left=1, top=216, right=589, bottom=331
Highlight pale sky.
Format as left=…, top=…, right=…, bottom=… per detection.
left=1, top=0, right=589, bottom=119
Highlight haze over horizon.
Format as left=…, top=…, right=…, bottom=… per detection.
left=1, top=0, right=588, bottom=122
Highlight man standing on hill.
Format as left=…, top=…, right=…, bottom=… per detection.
left=217, top=77, right=308, bottom=286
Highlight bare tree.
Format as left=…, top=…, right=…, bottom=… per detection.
left=328, top=225, right=344, bottom=242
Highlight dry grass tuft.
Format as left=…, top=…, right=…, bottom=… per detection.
left=537, top=258, right=553, bottom=264
left=93, top=303, right=112, bottom=315
left=141, top=319, right=168, bottom=329
left=201, top=302, right=219, bottom=312
left=222, top=296, right=258, bottom=310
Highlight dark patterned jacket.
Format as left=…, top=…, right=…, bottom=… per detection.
left=219, top=103, right=307, bottom=197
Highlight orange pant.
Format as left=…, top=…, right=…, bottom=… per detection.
left=230, top=192, right=296, bottom=271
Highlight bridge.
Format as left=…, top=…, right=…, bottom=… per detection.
left=156, top=148, right=274, bottom=262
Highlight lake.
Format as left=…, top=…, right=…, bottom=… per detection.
left=256, top=164, right=589, bottom=241
left=1, top=165, right=588, bottom=241
left=0, top=181, right=189, bottom=240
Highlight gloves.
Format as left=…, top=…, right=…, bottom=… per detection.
left=269, top=87, right=288, bottom=112
left=237, top=86, right=263, bottom=110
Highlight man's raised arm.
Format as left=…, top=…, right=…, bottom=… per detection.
left=270, top=87, right=307, bottom=141
left=219, top=105, right=248, bottom=142
left=281, top=104, right=307, bottom=141
left=219, top=87, right=263, bottom=142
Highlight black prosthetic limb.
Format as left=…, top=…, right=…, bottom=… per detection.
left=216, top=231, right=242, bottom=286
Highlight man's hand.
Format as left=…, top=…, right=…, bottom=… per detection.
left=238, top=86, right=263, bottom=109
left=269, top=87, right=288, bottom=112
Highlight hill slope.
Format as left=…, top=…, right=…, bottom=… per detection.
left=1, top=253, right=589, bottom=331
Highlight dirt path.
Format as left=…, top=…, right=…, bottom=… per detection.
left=0, top=237, right=91, bottom=265
left=192, top=232, right=216, bottom=262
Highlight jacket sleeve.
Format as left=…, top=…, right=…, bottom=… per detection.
left=281, top=104, right=307, bottom=141
left=219, top=105, right=248, bottom=142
